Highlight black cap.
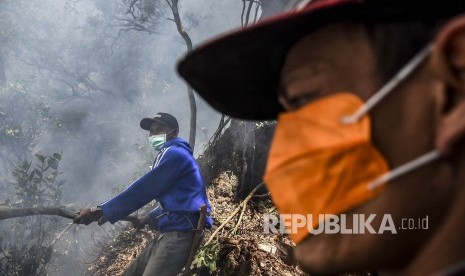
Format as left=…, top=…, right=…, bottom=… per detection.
left=177, top=0, right=465, bottom=120
left=140, top=112, right=179, bottom=131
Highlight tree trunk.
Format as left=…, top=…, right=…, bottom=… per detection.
left=197, top=120, right=274, bottom=200
left=169, top=0, right=197, bottom=150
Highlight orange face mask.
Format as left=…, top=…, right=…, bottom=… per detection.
left=263, top=93, right=388, bottom=244
left=264, top=43, right=441, bottom=244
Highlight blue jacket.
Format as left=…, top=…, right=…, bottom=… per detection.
left=100, top=137, right=213, bottom=232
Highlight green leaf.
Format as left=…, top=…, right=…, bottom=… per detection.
left=209, top=261, right=216, bottom=272
left=192, top=256, right=201, bottom=267
left=35, top=154, right=45, bottom=163
left=32, top=168, right=42, bottom=178
left=22, top=161, right=31, bottom=170
left=47, top=157, right=58, bottom=170
left=52, top=152, right=61, bottom=160
left=28, top=171, right=35, bottom=182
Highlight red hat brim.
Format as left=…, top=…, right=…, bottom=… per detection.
left=177, top=0, right=463, bottom=120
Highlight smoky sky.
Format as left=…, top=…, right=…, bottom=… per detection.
left=1, top=0, right=248, bottom=274
left=2, top=0, right=244, bottom=200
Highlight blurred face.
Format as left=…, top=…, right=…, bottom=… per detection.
left=277, top=22, right=455, bottom=274
left=149, top=121, right=174, bottom=138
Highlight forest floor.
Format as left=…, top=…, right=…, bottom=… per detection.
left=88, top=171, right=308, bottom=275
left=88, top=171, right=375, bottom=276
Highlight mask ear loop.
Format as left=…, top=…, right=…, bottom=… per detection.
left=367, top=150, right=440, bottom=190
left=341, top=43, right=434, bottom=125
left=164, top=128, right=177, bottom=139
left=339, top=43, right=440, bottom=189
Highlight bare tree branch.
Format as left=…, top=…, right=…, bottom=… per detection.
left=254, top=1, right=261, bottom=23
left=0, top=206, right=143, bottom=227
left=116, top=0, right=198, bottom=149
left=245, top=0, right=254, bottom=27
left=242, top=0, right=262, bottom=27
left=205, top=182, right=264, bottom=246
left=241, top=0, right=247, bottom=27
left=112, top=16, right=163, bottom=35
left=0, top=207, right=77, bottom=220
left=127, top=0, right=140, bottom=14
left=165, top=0, right=197, bottom=150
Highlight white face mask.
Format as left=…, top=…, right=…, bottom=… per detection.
left=148, top=134, right=166, bottom=151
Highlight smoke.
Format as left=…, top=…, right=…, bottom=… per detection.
left=0, top=0, right=244, bottom=274
left=3, top=0, right=242, bottom=199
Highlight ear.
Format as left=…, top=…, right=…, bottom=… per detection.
left=432, top=15, right=465, bottom=154
left=431, top=15, right=465, bottom=90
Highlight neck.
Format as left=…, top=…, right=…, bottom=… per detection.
left=166, top=136, right=177, bottom=142
left=394, top=156, right=465, bottom=275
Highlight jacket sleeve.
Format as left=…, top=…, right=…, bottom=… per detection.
left=100, top=147, right=188, bottom=223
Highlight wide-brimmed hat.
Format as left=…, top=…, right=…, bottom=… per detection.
left=177, top=0, right=465, bottom=120
left=140, top=112, right=179, bottom=131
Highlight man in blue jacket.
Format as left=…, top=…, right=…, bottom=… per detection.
left=74, top=112, right=213, bottom=276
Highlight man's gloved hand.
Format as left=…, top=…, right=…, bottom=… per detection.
left=74, top=207, right=106, bottom=226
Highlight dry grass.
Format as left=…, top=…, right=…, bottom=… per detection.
left=86, top=172, right=375, bottom=276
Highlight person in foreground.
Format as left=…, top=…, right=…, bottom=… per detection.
left=74, top=112, right=213, bottom=276
left=176, top=1, right=465, bottom=275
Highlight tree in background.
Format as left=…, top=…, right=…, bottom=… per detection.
left=0, top=0, right=12, bottom=85
left=0, top=84, right=52, bottom=191
left=0, top=153, right=66, bottom=276
left=0, top=0, right=170, bottom=194
left=0, top=0, right=257, bottom=272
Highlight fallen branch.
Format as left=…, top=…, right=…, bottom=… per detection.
left=232, top=195, right=248, bottom=235
left=219, top=237, right=277, bottom=254
left=205, top=182, right=264, bottom=246
left=0, top=207, right=77, bottom=220
left=218, top=237, right=239, bottom=245
left=253, top=192, right=270, bottom=198
left=0, top=207, right=142, bottom=227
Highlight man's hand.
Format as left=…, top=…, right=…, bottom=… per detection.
left=73, top=207, right=106, bottom=225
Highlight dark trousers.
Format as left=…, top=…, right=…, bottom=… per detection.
left=124, top=231, right=195, bottom=276
left=143, top=231, right=195, bottom=276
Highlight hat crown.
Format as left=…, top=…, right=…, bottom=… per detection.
left=140, top=112, right=178, bottom=131
left=153, top=112, right=179, bottom=130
